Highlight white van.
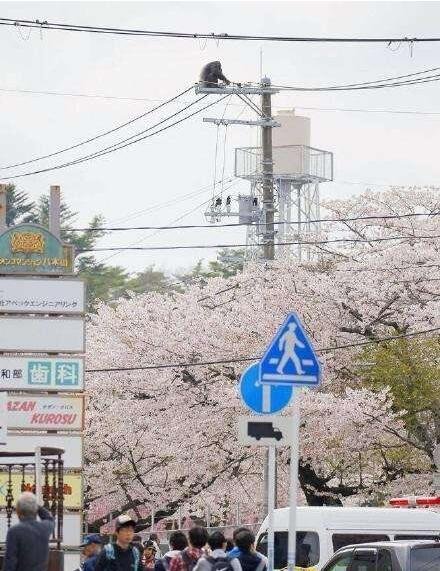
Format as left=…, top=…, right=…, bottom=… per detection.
left=256, top=506, right=440, bottom=569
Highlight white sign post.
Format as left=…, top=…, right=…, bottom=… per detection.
left=267, top=446, right=276, bottom=571
left=287, top=400, right=300, bottom=571
left=34, top=447, right=42, bottom=504
left=248, top=313, right=321, bottom=571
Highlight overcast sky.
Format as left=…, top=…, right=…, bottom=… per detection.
left=1, top=0, right=440, bottom=274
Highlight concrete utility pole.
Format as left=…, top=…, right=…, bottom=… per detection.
left=49, top=185, right=61, bottom=239
left=261, top=77, right=275, bottom=261
left=196, top=78, right=279, bottom=521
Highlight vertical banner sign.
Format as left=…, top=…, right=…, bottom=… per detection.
left=0, top=222, right=84, bottom=547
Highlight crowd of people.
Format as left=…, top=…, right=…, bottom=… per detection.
left=2, top=493, right=267, bottom=571
left=90, top=514, right=267, bottom=571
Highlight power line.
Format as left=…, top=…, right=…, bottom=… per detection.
left=0, top=94, right=209, bottom=177
left=0, top=95, right=228, bottom=180
left=0, top=85, right=194, bottom=170
left=69, top=211, right=440, bottom=232
left=85, top=326, right=440, bottom=373
left=271, top=65, right=440, bottom=91
left=4, top=85, right=440, bottom=116
left=79, top=233, right=440, bottom=253
left=97, top=179, right=239, bottom=265
left=1, top=18, right=440, bottom=43
left=272, top=72, right=440, bottom=92
left=295, top=106, right=440, bottom=116
left=105, top=178, right=235, bottom=227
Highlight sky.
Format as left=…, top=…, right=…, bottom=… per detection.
left=1, top=0, right=440, bottom=274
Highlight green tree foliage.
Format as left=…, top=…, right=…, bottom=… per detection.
left=177, top=248, right=245, bottom=284
left=5, top=184, right=36, bottom=226
left=125, top=265, right=177, bottom=295
left=358, top=337, right=440, bottom=459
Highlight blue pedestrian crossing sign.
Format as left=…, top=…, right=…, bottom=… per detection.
left=239, top=363, right=294, bottom=414
left=259, top=313, right=321, bottom=387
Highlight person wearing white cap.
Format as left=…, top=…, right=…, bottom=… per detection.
left=95, top=515, right=143, bottom=571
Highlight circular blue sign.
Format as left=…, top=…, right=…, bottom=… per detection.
left=239, top=362, right=294, bottom=415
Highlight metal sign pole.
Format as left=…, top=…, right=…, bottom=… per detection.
left=267, top=445, right=276, bottom=571
left=35, top=447, right=43, bottom=504
left=287, top=398, right=300, bottom=571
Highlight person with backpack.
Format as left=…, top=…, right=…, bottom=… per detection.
left=227, top=528, right=267, bottom=569
left=169, top=527, right=208, bottom=571
left=234, top=530, right=266, bottom=571
left=155, top=531, right=188, bottom=571
left=94, top=515, right=143, bottom=571
left=194, top=531, right=241, bottom=571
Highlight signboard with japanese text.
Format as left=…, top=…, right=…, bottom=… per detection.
left=7, top=395, right=83, bottom=431
left=0, top=472, right=82, bottom=509
left=0, top=356, right=84, bottom=392
left=0, top=316, right=85, bottom=353
left=0, top=224, right=74, bottom=275
left=0, top=277, right=85, bottom=314
left=3, top=434, right=83, bottom=468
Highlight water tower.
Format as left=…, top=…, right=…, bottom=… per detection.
left=234, top=109, right=333, bottom=261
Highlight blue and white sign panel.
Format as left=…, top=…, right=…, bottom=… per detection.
left=0, top=356, right=84, bottom=392
left=259, top=313, right=321, bottom=387
left=239, top=363, right=294, bottom=415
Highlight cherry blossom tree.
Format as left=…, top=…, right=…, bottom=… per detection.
left=84, top=186, right=440, bottom=530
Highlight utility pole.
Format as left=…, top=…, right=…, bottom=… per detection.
left=49, top=185, right=61, bottom=239
left=261, top=77, right=275, bottom=261
left=197, top=80, right=279, bottom=264
left=196, top=78, right=279, bottom=521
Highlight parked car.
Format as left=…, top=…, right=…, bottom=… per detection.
left=256, top=507, right=440, bottom=569
left=320, top=540, right=440, bottom=571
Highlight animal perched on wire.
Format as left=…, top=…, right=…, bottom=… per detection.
left=199, top=61, right=231, bottom=87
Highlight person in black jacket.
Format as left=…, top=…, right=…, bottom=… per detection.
left=235, top=531, right=266, bottom=571
left=95, top=515, right=143, bottom=571
left=3, top=492, right=55, bottom=571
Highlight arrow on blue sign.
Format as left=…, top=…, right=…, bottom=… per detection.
left=239, top=363, right=294, bottom=414
left=259, top=313, right=321, bottom=387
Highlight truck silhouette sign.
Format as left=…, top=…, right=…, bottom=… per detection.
left=248, top=421, right=283, bottom=441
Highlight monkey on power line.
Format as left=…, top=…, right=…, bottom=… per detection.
left=200, top=61, right=231, bottom=88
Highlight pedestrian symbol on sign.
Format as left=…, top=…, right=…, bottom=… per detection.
left=259, top=313, right=321, bottom=387
left=276, top=322, right=306, bottom=375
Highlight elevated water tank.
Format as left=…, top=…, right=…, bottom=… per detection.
left=273, top=109, right=311, bottom=176
left=273, top=109, right=311, bottom=147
